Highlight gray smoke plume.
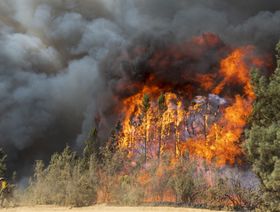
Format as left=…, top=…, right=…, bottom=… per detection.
left=0, top=0, right=280, bottom=178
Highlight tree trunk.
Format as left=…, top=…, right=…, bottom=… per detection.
left=144, top=113, right=147, bottom=164
left=174, top=113, right=178, bottom=158
left=158, top=120, right=162, bottom=162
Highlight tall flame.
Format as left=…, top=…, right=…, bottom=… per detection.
left=117, top=42, right=265, bottom=166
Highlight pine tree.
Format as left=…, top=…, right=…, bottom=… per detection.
left=141, top=94, right=150, bottom=164
left=246, top=41, right=280, bottom=211
left=0, top=148, right=7, bottom=177
left=157, top=93, right=167, bottom=162
left=108, top=122, right=121, bottom=153
left=83, top=128, right=98, bottom=166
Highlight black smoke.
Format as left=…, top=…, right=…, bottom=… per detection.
left=0, top=0, right=279, bottom=178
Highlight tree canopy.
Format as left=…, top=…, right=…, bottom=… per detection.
left=0, top=148, right=7, bottom=177
left=246, top=41, right=280, bottom=211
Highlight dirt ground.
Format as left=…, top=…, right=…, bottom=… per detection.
left=0, top=205, right=222, bottom=212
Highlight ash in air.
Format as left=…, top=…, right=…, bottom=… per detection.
left=0, top=0, right=279, bottom=177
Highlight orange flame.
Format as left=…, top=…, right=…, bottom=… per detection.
left=117, top=42, right=265, bottom=167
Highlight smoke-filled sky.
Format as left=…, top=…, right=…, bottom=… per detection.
left=0, top=0, right=280, bottom=178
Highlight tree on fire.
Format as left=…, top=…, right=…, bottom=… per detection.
left=157, top=93, right=167, bottom=162
left=246, top=41, right=280, bottom=211
left=141, top=94, right=150, bottom=164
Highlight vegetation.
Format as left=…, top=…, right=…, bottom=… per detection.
left=0, top=148, right=7, bottom=177
left=157, top=93, right=167, bottom=162
left=168, top=158, right=207, bottom=204
left=141, top=94, right=150, bottom=164
left=246, top=41, right=280, bottom=211
left=22, top=52, right=280, bottom=208
left=24, top=146, right=98, bottom=206
left=18, top=139, right=259, bottom=210
left=5, top=42, right=280, bottom=212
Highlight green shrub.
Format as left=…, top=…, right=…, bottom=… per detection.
left=169, top=159, right=207, bottom=205
left=111, top=174, right=144, bottom=205
left=24, top=146, right=98, bottom=206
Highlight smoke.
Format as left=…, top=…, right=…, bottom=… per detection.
left=0, top=0, right=279, bottom=177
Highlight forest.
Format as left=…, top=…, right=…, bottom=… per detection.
left=0, top=41, right=278, bottom=211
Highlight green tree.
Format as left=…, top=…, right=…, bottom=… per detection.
left=246, top=41, right=280, bottom=211
left=0, top=148, right=7, bottom=177
left=107, top=122, right=121, bottom=153
left=141, top=94, right=150, bottom=164
left=27, top=146, right=98, bottom=206
left=157, top=93, right=167, bottom=162
left=83, top=128, right=98, bottom=166
left=169, top=159, right=206, bottom=204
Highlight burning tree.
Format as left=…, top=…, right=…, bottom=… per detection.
left=157, top=93, right=167, bottom=162
left=141, top=94, right=150, bottom=164
left=23, top=33, right=272, bottom=210
left=117, top=35, right=266, bottom=167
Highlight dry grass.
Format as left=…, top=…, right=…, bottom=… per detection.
left=0, top=205, right=222, bottom=212
left=19, top=146, right=261, bottom=211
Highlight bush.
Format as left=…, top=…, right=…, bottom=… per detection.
left=149, top=159, right=173, bottom=202
left=20, top=142, right=263, bottom=210
left=25, top=146, right=98, bottom=206
left=205, top=169, right=262, bottom=210
left=111, top=174, right=144, bottom=205
left=168, top=158, right=207, bottom=205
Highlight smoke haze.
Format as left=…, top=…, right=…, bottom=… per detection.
left=0, top=0, right=279, bottom=177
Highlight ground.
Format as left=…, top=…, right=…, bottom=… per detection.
left=0, top=205, right=222, bottom=212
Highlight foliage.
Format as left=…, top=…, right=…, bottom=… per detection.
left=141, top=94, right=150, bottom=114
left=111, top=174, right=144, bottom=205
left=246, top=41, right=280, bottom=211
left=141, top=94, right=150, bottom=164
left=20, top=121, right=264, bottom=210
left=0, top=148, right=7, bottom=177
left=25, top=146, right=98, bottom=206
left=83, top=128, right=98, bottom=162
left=158, top=93, right=167, bottom=112
left=149, top=158, right=172, bottom=202
left=206, top=171, right=262, bottom=210
left=168, top=159, right=207, bottom=204
left=157, top=93, right=168, bottom=161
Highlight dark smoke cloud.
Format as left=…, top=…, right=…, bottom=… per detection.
left=0, top=0, right=279, bottom=178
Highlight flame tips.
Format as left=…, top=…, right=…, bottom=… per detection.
left=115, top=34, right=268, bottom=167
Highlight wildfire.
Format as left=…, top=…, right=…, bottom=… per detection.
left=116, top=34, right=265, bottom=167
